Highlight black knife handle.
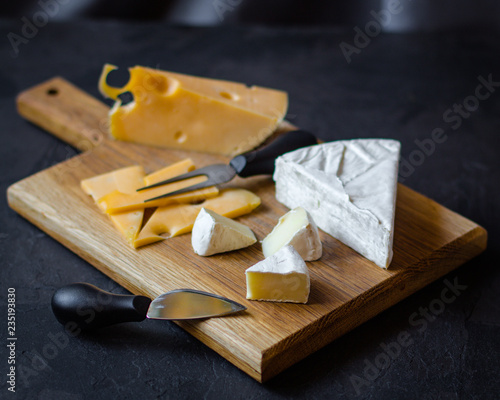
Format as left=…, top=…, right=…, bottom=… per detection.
left=229, top=130, right=317, bottom=177
left=51, top=283, right=152, bottom=330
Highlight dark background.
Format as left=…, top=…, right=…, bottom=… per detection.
left=3, top=0, right=500, bottom=30
left=1, top=1, right=499, bottom=399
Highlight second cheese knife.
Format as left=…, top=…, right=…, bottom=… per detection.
left=137, top=129, right=318, bottom=202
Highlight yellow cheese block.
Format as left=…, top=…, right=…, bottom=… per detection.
left=98, top=64, right=288, bottom=156
left=81, top=165, right=146, bottom=244
left=134, top=189, right=261, bottom=248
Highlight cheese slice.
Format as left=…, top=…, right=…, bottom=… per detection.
left=99, top=64, right=288, bottom=156
left=81, top=165, right=146, bottom=244
left=246, top=245, right=310, bottom=303
left=143, top=158, right=195, bottom=186
left=81, top=159, right=196, bottom=244
left=274, top=139, right=400, bottom=269
left=110, top=210, right=144, bottom=244
left=81, top=165, right=145, bottom=203
left=262, top=207, right=322, bottom=261
left=134, top=189, right=261, bottom=248
left=191, top=208, right=257, bottom=256
left=98, top=177, right=218, bottom=214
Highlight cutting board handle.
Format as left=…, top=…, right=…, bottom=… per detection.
left=16, top=77, right=110, bottom=151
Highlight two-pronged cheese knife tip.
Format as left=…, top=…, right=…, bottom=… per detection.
left=51, top=283, right=246, bottom=330
left=138, top=129, right=318, bottom=202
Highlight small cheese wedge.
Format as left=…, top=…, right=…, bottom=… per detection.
left=81, top=165, right=146, bottom=244
left=134, top=189, right=261, bottom=248
left=262, top=207, right=322, bottom=261
left=98, top=64, right=288, bottom=156
left=246, top=245, right=310, bottom=303
left=191, top=208, right=257, bottom=256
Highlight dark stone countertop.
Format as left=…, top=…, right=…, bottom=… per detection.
left=0, top=19, right=499, bottom=400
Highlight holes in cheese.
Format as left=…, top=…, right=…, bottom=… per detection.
left=98, top=64, right=288, bottom=156
left=191, top=208, right=257, bottom=256
left=133, top=189, right=261, bottom=248
left=246, top=245, right=310, bottom=304
left=262, top=207, right=322, bottom=261
left=219, top=91, right=239, bottom=101
left=174, top=131, right=187, bottom=144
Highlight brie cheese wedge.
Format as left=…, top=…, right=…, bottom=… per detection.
left=273, top=139, right=400, bottom=269
left=262, top=207, right=322, bottom=261
left=191, top=208, right=257, bottom=256
left=246, top=245, right=310, bottom=303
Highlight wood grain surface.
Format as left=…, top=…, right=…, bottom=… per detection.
left=8, top=77, right=487, bottom=382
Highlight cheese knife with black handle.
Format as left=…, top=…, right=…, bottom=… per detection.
left=52, top=283, right=246, bottom=330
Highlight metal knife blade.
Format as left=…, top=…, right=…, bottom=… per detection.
left=147, top=289, right=246, bottom=320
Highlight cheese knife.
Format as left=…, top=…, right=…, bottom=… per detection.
left=137, top=129, right=318, bottom=202
left=51, top=283, right=246, bottom=330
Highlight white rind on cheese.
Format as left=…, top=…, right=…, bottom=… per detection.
left=273, top=139, right=400, bottom=269
left=246, top=245, right=310, bottom=303
left=262, top=207, right=322, bottom=261
left=191, top=208, right=257, bottom=256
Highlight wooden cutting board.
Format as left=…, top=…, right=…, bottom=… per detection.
left=8, top=77, right=487, bottom=382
